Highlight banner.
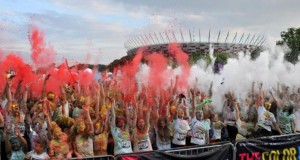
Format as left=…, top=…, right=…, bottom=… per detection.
left=236, top=133, right=300, bottom=160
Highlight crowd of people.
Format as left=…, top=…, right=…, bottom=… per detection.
left=0, top=71, right=299, bottom=159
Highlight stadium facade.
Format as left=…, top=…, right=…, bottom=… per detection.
left=124, top=30, right=265, bottom=56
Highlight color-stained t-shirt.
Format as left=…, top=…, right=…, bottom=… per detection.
left=111, top=126, right=133, bottom=155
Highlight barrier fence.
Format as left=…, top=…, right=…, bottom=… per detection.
left=71, top=133, right=300, bottom=160
left=164, top=142, right=235, bottom=160
left=70, top=155, right=114, bottom=160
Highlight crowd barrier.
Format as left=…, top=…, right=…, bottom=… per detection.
left=164, top=142, right=235, bottom=160
left=115, top=142, right=235, bottom=160
left=69, top=133, right=300, bottom=160
left=70, top=155, right=114, bottom=160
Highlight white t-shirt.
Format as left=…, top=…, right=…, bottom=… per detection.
left=25, top=151, right=49, bottom=159
left=63, top=102, right=69, bottom=117
left=154, top=126, right=171, bottom=150
left=132, top=127, right=153, bottom=152
left=212, top=121, right=223, bottom=140
left=1, top=98, right=7, bottom=109
left=172, top=118, right=190, bottom=145
left=225, top=106, right=237, bottom=126
left=6, top=112, right=26, bottom=136
left=72, top=107, right=83, bottom=119
left=295, top=109, right=300, bottom=132
left=75, top=135, right=94, bottom=157
left=190, top=117, right=210, bottom=145
left=9, top=149, right=25, bottom=160
left=111, top=126, right=133, bottom=155
left=277, top=108, right=296, bottom=134
left=257, top=106, right=276, bottom=131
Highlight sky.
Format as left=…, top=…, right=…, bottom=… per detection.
left=0, top=0, right=300, bottom=65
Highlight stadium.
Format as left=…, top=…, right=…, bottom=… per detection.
left=124, top=29, right=266, bottom=57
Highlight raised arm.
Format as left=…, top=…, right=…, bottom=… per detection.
left=15, top=80, right=23, bottom=101
left=20, top=84, right=29, bottom=114
left=132, top=104, right=137, bottom=129
left=152, top=100, right=159, bottom=126
left=94, top=84, right=100, bottom=120
left=83, top=104, right=94, bottom=136
left=172, top=76, right=179, bottom=96
left=174, top=95, right=180, bottom=119
left=15, top=127, right=28, bottom=152
left=43, top=107, right=52, bottom=135
left=184, top=102, right=190, bottom=120
left=166, top=101, right=170, bottom=119
left=234, top=100, right=240, bottom=120
left=111, top=98, right=116, bottom=128
left=208, top=81, right=213, bottom=98
left=125, top=102, right=131, bottom=128
left=145, top=105, right=151, bottom=129
left=191, top=89, right=196, bottom=119
left=22, top=85, right=29, bottom=104
left=0, top=113, right=4, bottom=127
left=270, top=90, right=284, bottom=108
left=104, top=107, right=110, bottom=132
left=42, top=74, right=50, bottom=99
left=255, top=83, right=264, bottom=109
left=6, top=79, right=13, bottom=112
left=4, top=127, right=12, bottom=154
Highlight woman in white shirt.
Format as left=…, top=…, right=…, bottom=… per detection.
left=132, top=103, right=152, bottom=152
left=171, top=95, right=190, bottom=148
left=190, top=91, right=210, bottom=145
left=223, top=93, right=240, bottom=142
left=111, top=100, right=133, bottom=155
left=152, top=98, right=171, bottom=150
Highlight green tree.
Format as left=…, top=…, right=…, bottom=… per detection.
left=250, top=47, right=263, bottom=60
left=276, top=27, right=300, bottom=64
left=189, top=52, right=211, bottom=65
left=213, top=52, right=230, bottom=73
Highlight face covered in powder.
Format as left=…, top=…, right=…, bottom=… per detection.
left=11, top=102, right=20, bottom=116
left=196, top=110, right=204, bottom=120
left=76, top=120, right=86, bottom=133
left=137, top=118, right=145, bottom=130
left=53, top=127, right=63, bottom=139
left=264, top=102, right=272, bottom=110
left=10, top=137, right=21, bottom=151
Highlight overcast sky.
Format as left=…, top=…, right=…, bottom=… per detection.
left=0, top=0, right=299, bottom=65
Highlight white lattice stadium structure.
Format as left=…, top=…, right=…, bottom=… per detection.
left=124, top=30, right=265, bottom=56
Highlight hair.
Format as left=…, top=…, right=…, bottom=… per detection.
left=9, top=136, right=20, bottom=145
left=136, top=117, right=147, bottom=133
left=157, top=117, right=170, bottom=142
left=116, top=116, right=126, bottom=127
left=69, top=118, right=88, bottom=142
left=284, top=101, right=294, bottom=115
left=74, top=118, right=86, bottom=132
left=33, top=135, right=48, bottom=149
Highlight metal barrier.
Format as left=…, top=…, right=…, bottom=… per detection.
left=256, top=132, right=300, bottom=140
left=166, top=144, right=219, bottom=155
left=70, top=155, right=114, bottom=160
left=164, top=142, right=236, bottom=160
left=114, top=150, right=157, bottom=160
left=102, top=142, right=237, bottom=160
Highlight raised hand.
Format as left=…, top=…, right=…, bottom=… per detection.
left=14, top=125, right=21, bottom=136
